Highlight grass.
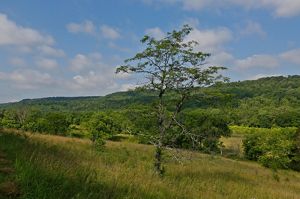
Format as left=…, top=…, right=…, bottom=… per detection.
left=0, top=129, right=299, bottom=199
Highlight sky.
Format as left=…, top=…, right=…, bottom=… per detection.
left=0, top=0, right=300, bottom=103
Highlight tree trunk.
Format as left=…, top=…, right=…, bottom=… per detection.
left=154, top=144, right=164, bottom=176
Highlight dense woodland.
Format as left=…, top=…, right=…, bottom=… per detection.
left=1, top=75, right=300, bottom=127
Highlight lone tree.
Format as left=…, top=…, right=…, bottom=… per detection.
left=116, top=25, right=227, bottom=175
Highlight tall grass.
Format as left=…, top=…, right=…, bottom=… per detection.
left=0, top=130, right=299, bottom=199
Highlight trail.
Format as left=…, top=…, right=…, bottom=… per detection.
left=0, top=150, right=19, bottom=198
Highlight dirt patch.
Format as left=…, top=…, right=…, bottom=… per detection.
left=0, top=181, right=20, bottom=197
left=0, top=153, right=6, bottom=159
left=0, top=158, right=11, bottom=165
left=0, top=167, right=15, bottom=174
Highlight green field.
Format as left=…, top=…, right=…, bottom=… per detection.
left=0, top=129, right=299, bottom=199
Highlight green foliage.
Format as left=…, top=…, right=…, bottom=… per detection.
left=1, top=75, right=300, bottom=128
left=45, top=113, right=70, bottom=135
left=167, top=109, right=231, bottom=152
left=0, top=110, right=21, bottom=129
left=0, top=109, right=71, bottom=135
left=84, top=112, right=121, bottom=144
left=243, top=127, right=300, bottom=170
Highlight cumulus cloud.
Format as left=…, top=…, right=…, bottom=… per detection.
left=69, top=52, right=102, bottom=72
left=0, top=13, right=54, bottom=46
left=69, top=70, right=117, bottom=90
left=145, top=27, right=165, bottom=39
left=35, top=58, right=58, bottom=70
left=100, top=25, right=120, bottom=40
left=67, top=21, right=121, bottom=40
left=233, top=0, right=300, bottom=17
left=37, top=45, right=65, bottom=57
left=185, top=27, right=232, bottom=53
left=208, top=51, right=234, bottom=66
left=9, top=57, right=26, bottom=67
left=119, top=83, right=137, bottom=91
left=234, top=54, right=279, bottom=70
left=143, top=0, right=300, bottom=17
left=248, top=73, right=282, bottom=80
left=239, top=21, right=266, bottom=37
left=0, top=69, right=53, bottom=89
left=66, top=20, right=96, bottom=34
left=280, top=49, right=300, bottom=64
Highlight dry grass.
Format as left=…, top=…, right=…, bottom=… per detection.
left=0, top=167, right=15, bottom=174
left=0, top=130, right=300, bottom=199
left=0, top=181, right=20, bottom=197
left=221, top=134, right=244, bottom=158
left=0, top=159, right=11, bottom=165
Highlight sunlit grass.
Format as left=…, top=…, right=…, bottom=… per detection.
left=0, top=129, right=299, bottom=199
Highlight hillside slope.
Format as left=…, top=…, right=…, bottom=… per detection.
left=1, top=75, right=300, bottom=111
left=1, top=75, right=300, bottom=127
left=0, top=130, right=299, bottom=199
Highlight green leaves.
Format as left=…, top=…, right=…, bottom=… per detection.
left=116, top=24, right=227, bottom=92
left=243, top=128, right=300, bottom=170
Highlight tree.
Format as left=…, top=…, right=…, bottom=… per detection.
left=178, top=109, right=231, bottom=152
left=86, top=112, right=121, bottom=150
left=116, top=25, right=227, bottom=175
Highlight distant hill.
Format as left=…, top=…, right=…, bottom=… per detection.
left=1, top=75, right=300, bottom=127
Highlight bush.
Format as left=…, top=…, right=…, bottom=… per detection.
left=243, top=127, right=300, bottom=170
left=168, top=110, right=231, bottom=153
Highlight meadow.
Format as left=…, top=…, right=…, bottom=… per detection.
left=0, top=129, right=299, bottom=199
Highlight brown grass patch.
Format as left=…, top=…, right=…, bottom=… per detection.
left=0, top=167, right=15, bottom=174
left=0, top=152, right=6, bottom=159
left=0, top=158, right=11, bottom=165
left=0, top=181, right=20, bottom=197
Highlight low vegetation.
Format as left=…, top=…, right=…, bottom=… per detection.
left=0, top=130, right=299, bottom=199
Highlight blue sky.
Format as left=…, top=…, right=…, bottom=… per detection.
left=0, top=0, right=300, bottom=103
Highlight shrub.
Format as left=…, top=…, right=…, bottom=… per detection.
left=169, top=110, right=231, bottom=153
left=243, top=127, right=300, bottom=170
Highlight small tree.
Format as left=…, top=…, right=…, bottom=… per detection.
left=116, top=25, right=227, bottom=175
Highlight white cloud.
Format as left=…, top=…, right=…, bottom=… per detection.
left=234, top=54, right=279, bottom=70
left=240, top=21, right=266, bottom=37
left=119, top=83, right=137, bottom=91
left=0, top=13, right=54, bottom=46
left=100, top=25, right=120, bottom=40
left=69, top=70, right=117, bottom=90
left=0, top=69, right=53, bottom=89
left=69, top=52, right=102, bottom=72
left=145, top=27, right=165, bottom=39
left=37, top=45, right=65, bottom=57
left=185, top=27, right=232, bottom=53
left=9, top=57, right=26, bottom=67
left=66, top=20, right=95, bottom=34
left=280, top=49, right=300, bottom=64
left=143, top=0, right=300, bottom=17
left=70, top=54, right=91, bottom=72
left=208, top=51, right=234, bottom=66
left=36, top=58, right=58, bottom=70
left=270, top=0, right=300, bottom=17
left=241, top=0, right=300, bottom=17
left=67, top=21, right=122, bottom=41
left=248, top=73, right=282, bottom=80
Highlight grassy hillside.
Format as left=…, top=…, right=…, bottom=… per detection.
left=0, top=129, right=299, bottom=199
